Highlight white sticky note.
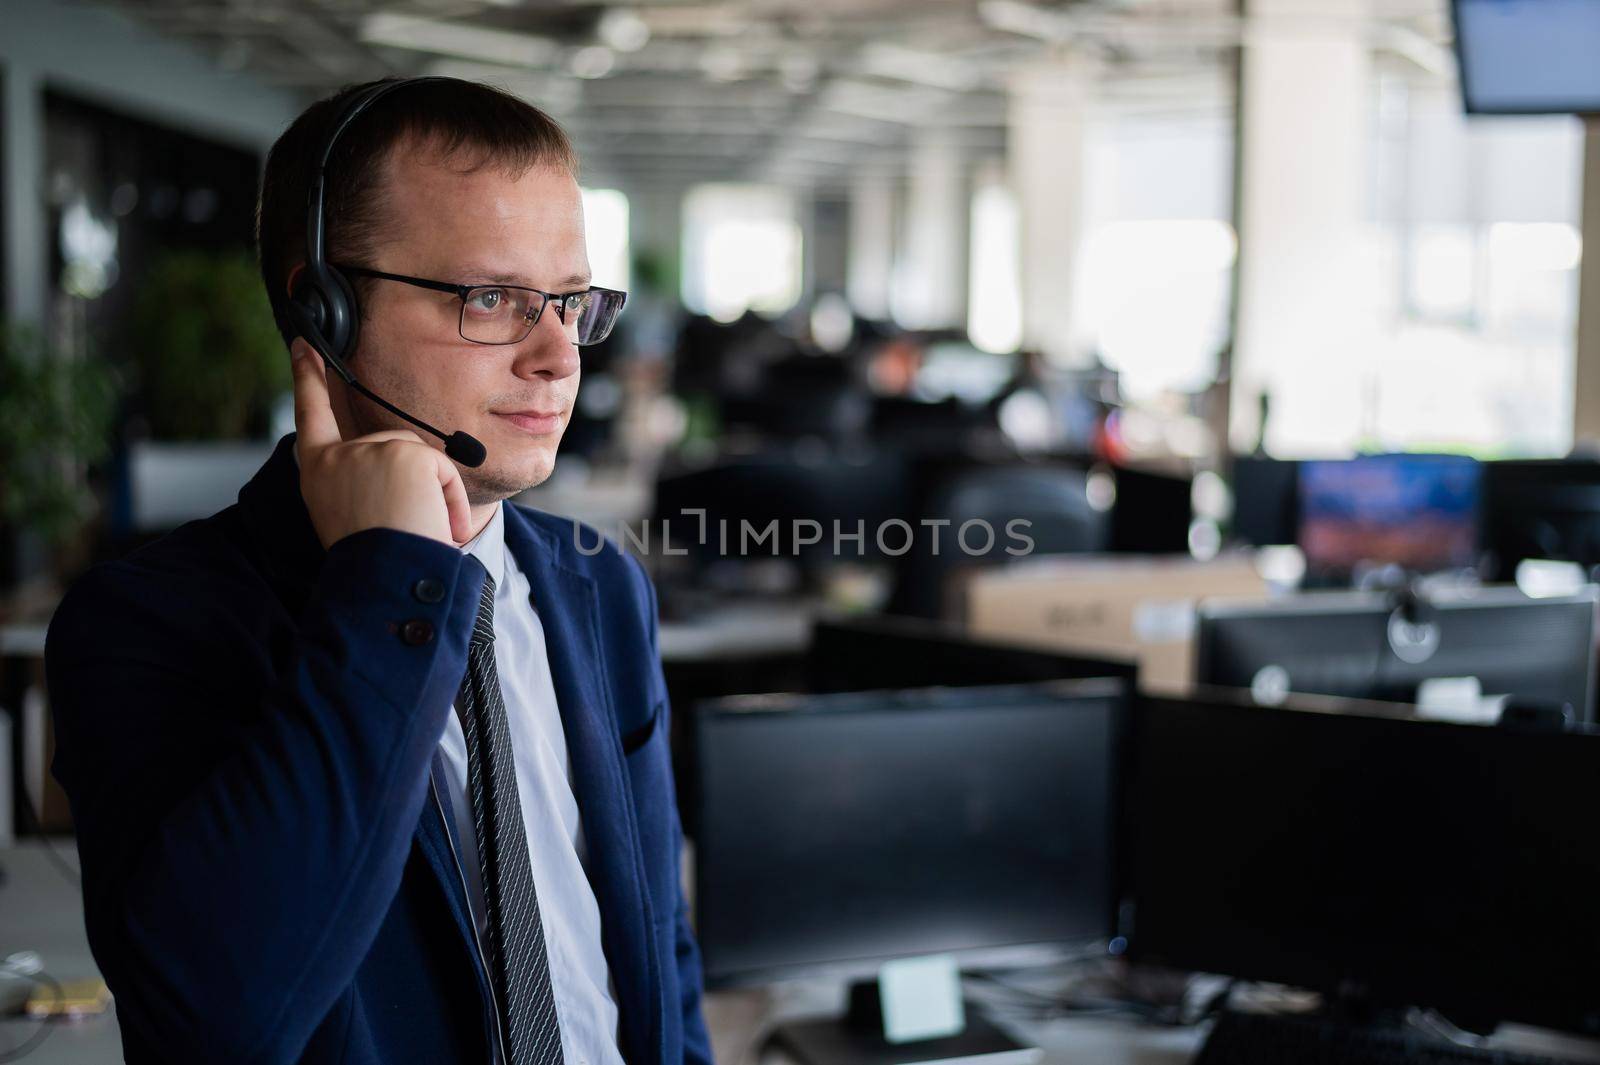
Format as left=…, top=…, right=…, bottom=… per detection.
left=878, top=954, right=965, bottom=1044
left=1417, top=676, right=1503, bottom=725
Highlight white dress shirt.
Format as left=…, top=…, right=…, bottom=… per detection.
left=438, top=501, right=625, bottom=1065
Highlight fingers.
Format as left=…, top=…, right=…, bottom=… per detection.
left=290, top=340, right=342, bottom=456
left=350, top=428, right=429, bottom=447
left=287, top=366, right=476, bottom=548
left=357, top=432, right=471, bottom=543
left=431, top=450, right=475, bottom=545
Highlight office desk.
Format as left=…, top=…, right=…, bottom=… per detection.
left=7, top=843, right=1600, bottom=1065
left=702, top=978, right=1600, bottom=1065
left=702, top=981, right=1203, bottom=1065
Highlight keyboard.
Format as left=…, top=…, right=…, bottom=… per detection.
left=1195, top=1009, right=1584, bottom=1065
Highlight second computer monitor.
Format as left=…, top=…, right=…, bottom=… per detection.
left=1126, top=693, right=1600, bottom=1034
left=694, top=680, right=1123, bottom=987
left=1195, top=587, right=1597, bottom=720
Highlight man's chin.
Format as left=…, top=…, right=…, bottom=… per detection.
left=463, top=454, right=557, bottom=506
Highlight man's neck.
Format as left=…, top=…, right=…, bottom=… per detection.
left=460, top=502, right=500, bottom=547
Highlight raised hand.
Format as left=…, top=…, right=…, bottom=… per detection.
left=290, top=340, right=474, bottom=548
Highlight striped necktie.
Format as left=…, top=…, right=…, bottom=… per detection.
left=457, top=571, right=566, bottom=1065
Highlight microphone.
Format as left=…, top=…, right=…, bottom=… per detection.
left=289, top=310, right=487, bottom=468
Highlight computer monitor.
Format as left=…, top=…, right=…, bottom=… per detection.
left=673, top=616, right=1134, bottom=842
left=1195, top=587, right=1597, bottom=721
left=1125, top=693, right=1600, bottom=1033
left=1296, top=454, right=1482, bottom=577
left=694, top=679, right=1124, bottom=989
left=650, top=449, right=913, bottom=571
left=1108, top=466, right=1192, bottom=555
left=1228, top=455, right=1298, bottom=548
left=1452, top=0, right=1600, bottom=115
left=806, top=614, right=1138, bottom=694
left=1482, top=457, right=1600, bottom=582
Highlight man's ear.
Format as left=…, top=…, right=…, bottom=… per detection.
left=284, top=261, right=306, bottom=298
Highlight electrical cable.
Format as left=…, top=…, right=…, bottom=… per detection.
left=0, top=954, right=63, bottom=1063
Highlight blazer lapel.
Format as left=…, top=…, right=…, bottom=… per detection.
left=504, top=507, right=660, bottom=1065
left=239, top=436, right=499, bottom=1039
left=414, top=752, right=492, bottom=970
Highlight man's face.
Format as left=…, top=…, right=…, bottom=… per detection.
left=333, top=143, right=587, bottom=505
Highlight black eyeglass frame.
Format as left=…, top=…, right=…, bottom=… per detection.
left=336, top=263, right=627, bottom=346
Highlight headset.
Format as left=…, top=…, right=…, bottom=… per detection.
left=285, top=76, right=487, bottom=468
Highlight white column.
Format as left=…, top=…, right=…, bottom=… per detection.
left=847, top=169, right=896, bottom=321
left=803, top=191, right=851, bottom=301
left=1230, top=0, right=1372, bottom=453
left=967, top=157, right=1025, bottom=355
left=796, top=186, right=818, bottom=308
left=896, top=126, right=968, bottom=330
left=1008, top=58, right=1094, bottom=366
left=2, top=61, right=47, bottom=328
left=1573, top=117, right=1600, bottom=449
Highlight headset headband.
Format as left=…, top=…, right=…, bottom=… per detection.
left=305, top=76, right=450, bottom=269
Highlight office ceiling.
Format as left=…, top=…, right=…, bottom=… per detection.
left=100, top=0, right=1453, bottom=191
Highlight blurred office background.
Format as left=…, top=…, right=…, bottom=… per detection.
left=6, top=0, right=1600, bottom=1063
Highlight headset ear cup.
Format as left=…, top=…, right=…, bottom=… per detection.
left=287, top=278, right=327, bottom=351
left=292, top=264, right=359, bottom=362
left=327, top=265, right=361, bottom=362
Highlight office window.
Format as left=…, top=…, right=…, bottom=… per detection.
left=1076, top=96, right=1236, bottom=404
left=1362, top=75, right=1582, bottom=457
left=1079, top=219, right=1236, bottom=400
left=581, top=187, right=630, bottom=293
left=680, top=183, right=802, bottom=322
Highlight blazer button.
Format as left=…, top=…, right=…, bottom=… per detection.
left=400, top=618, right=435, bottom=646
left=413, top=577, right=446, bottom=604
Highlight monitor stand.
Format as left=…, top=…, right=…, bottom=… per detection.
left=773, top=981, right=1042, bottom=1065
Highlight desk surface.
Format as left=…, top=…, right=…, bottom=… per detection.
left=0, top=842, right=120, bottom=1064
left=699, top=981, right=1205, bottom=1065
left=6, top=842, right=1600, bottom=1065
left=707, top=981, right=1600, bottom=1065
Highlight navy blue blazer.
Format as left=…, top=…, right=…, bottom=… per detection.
left=45, top=433, right=713, bottom=1065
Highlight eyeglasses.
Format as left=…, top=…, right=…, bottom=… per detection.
left=337, top=264, right=626, bottom=346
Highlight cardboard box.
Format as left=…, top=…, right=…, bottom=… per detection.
left=966, top=553, right=1273, bottom=694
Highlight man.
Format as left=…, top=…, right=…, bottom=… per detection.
left=45, top=77, right=712, bottom=1065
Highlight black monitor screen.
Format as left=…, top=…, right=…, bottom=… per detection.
left=1483, top=458, right=1600, bottom=581
left=806, top=614, right=1137, bottom=694
left=1127, top=696, right=1600, bottom=1033
left=1454, top=0, right=1600, bottom=114
left=1196, top=588, right=1597, bottom=721
left=695, top=681, right=1123, bottom=986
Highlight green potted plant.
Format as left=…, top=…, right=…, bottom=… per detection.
left=0, top=322, right=117, bottom=597
left=123, top=249, right=290, bottom=532
left=128, top=248, right=288, bottom=441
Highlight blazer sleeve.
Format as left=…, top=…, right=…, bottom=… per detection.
left=45, top=528, right=485, bottom=1065
left=627, top=551, right=714, bottom=1065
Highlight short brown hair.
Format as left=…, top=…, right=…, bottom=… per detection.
left=256, top=76, right=579, bottom=347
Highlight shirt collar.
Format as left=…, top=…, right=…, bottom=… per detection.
left=461, top=501, right=507, bottom=587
